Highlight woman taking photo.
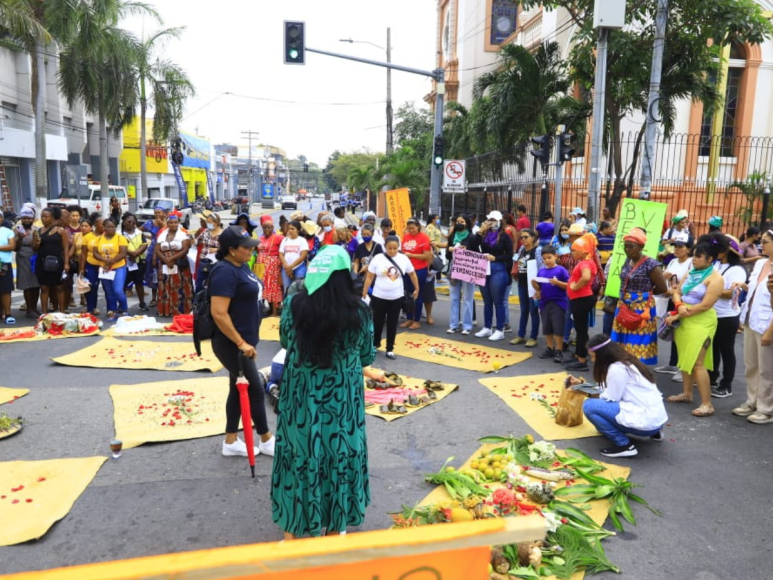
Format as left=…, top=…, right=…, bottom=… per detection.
left=14, top=207, right=41, bottom=318
left=446, top=214, right=476, bottom=335
left=142, top=205, right=167, bottom=308
left=708, top=234, right=746, bottom=398
left=33, top=207, right=69, bottom=314
left=194, top=213, right=223, bottom=293
left=92, top=218, right=129, bottom=321
left=362, top=234, right=419, bottom=360
left=665, top=241, right=723, bottom=417
left=580, top=334, right=668, bottom=458
left=279, top=220, right=309, bottom=292
left=155, top=212, right=193, bottom=317
left=273, top=245, right=374, bottom=539
left=400, top=217, right=433, bottom=330
left=510, top=228, right=540, bottom=347
left=257, top=215, right=284, bottom=316
left=209, top=226, right=274, bottom=458
left=609, top=227, right=668, bottom=365
left=472, top=212, right=513, bottom=342
left=121, top=214, right=149, bottom=312
left=734, top=229, right=773, bottom=424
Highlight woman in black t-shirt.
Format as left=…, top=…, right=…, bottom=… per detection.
left=210, top=226, right=275, bottom=459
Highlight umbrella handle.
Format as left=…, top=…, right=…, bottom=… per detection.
left=237, top=351, right=246, bottom=378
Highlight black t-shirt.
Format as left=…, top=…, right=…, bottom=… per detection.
left=208, top=260, right=262, bottom=346
left=354, top=241, right=383, bottom=271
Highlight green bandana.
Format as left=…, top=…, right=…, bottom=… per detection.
left=304, top=245, right=352, bottom=295
left=681, top=265, right=713, bottom=296
left=453, top=229, right=470, bottom=245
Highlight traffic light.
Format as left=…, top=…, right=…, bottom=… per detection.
left=433, top=135, right=444, bottom=168
left=529, top=135, right=551, bottom=168
left=303, top=163, right=309, bottom=173
left=283, top=21, right=305, bottom=65
left=558, top=132, right=576, bottom=163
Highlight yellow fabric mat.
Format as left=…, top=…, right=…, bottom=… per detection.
left=51, top=337, right=223, bottom=373
left=0, top=456, right=107, bottom=546
left=419, top=444, right=630, bottom=580
left=364, top=374, right=459, bottom=422
left=388, top=333, right=531, bottom=373
left=259, top=317, right=281, bottom=342
left=479, top=372, right=600, bottom=441
left=110, top=377, right=230, bottom=449
left=0, top=387, right=29, bottom=406
left=0, top=326, right=100, bottom=343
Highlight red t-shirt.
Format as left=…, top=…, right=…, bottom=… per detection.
left=516, top=215, right=531, bottom=231
left=401, top=231, right=432, bottom=271
left=567, top=259, right=597, bottom=300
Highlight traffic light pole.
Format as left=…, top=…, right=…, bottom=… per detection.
left=553, top=137, right=564, bottom=226
left=305, top=47, right=445, bottom=215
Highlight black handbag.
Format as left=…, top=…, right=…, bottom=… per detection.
left=42, top=255, right=61, bottom=273
left=192, top=262, right=221, bottom=356
left=430, top=253, right=443, bottom=273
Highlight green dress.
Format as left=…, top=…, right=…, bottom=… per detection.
left=271, top=295, right=375, bottom=537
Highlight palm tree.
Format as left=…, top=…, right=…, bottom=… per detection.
left=348, top=165, right=376, bottom=193
left=443, top=101, right=473, bottom=159
left=380, top=147, right=428, bottom=208
left=134, top=27, right=195, bottom=206
left=473, top=41, right=587, bottom=150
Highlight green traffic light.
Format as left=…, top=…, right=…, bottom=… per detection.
left=289, top=49, right=299, bottom=59
left=434, top=156, right=443, bottom=165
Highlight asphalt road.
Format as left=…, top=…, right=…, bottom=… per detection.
left=0, top=220, right=770, bottom=579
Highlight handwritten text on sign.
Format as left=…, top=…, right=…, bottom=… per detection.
left=451, top=248, right=489, bottom=286
left=385, top=188, right=412, bottom=235
left=605, top=198, right=667, bottom=297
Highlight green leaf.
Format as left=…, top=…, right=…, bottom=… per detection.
left=507, top=566, right=541, bottom=579
left=478, top=435, right=509, bottom=443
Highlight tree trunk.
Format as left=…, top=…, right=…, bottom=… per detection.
left=34, top=37, right=48, bottom=200
left=139, top=76, right=148, bottom=208
left=99, top=109, right=110, bottom=204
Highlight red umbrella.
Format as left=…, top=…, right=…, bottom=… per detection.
left=236, top=354, right=256, bottom=478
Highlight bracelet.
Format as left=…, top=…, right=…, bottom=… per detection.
left=236, top=339, right=245, bottom=348
left=673, top=302, right=683, bottom=309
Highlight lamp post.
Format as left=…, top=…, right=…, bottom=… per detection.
left=340, top=29, right=393, bottom=155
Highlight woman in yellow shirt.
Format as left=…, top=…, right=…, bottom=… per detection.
left=91, top=217, right=128, bottom=321
left=80, top=213, right=104, bottom=316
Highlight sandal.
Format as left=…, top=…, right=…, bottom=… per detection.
left=692, top=404, right=715, bottom=417
left=423, top=380, right=445, bottom=392
left=384, top=372, right=403, bottom=386
left=427, top=318, right=435, bottom=325
left=399, top=321, right=412, bottom=328
left=667, top=393, right=693, bottom=404
left=408, top=322, right=421, bottom=330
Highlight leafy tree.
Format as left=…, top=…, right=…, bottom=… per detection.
left=329, top=152, right=380, bottom=191
left=521, top=0, right=773, bottom=213
left=323, top=150, right=341, bottom=192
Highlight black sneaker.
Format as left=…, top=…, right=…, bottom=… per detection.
left=600, top=443, right=638, bottom=458
left=650, top=431, right=664, bottom=442
left=711, top=387, right=733, bottom=399
left=139, top=302, right=149, bottom=312
left=554, top=352, right=565, bottom=364
left=539, top=348, right=555, bottom=359
left=565, top=360, right=589, bottom=371
left=562, top=343, right=570, bottom=352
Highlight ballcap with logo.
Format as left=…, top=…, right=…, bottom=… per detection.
left=304, top=245, right=352, bottom=295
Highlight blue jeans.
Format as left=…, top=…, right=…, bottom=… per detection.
left=101, top=266, right=128, bottom=313
left=603, top=310, right=615, bottom=335
left=403, top=267, right=428, bottom=322
left=479, top=262, right=508, bottom=331
left=517, top=282, right=540, bottom=339
left=449, top=279, right=474, bottom=331
left=583, top=398, right=662, bottom=447
left=85, top=263, right=101, bottom=312
left=503, top=278, right=512, bottom=326
left=564, top=305, right=574, bottom=342
left=281, top=262, right=307, bottom=292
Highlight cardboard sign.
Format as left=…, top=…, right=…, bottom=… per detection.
left=450, top=248, right=489, bottom=285
left=385, top=188, right=412, bottom=234
left=605, top=198, right=668, bottom=297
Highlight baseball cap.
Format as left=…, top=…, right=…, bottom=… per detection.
left=304, top=245, right=352, bottom=295
left=218, top=226, right=259, bottom=252
left=486, top=210, right=503, bottom=221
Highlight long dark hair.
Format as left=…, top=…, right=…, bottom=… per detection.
left=448, top=214, right=472, bottom=240
left=589, top=334, right=654, bottom=386
left=290, top=269, right=368, bottom=369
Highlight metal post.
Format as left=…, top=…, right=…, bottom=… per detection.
left=761, top=184, right=771, bottom=228
left=639, top=0, right=669, bottom=200
left=428, top=68, right=445, bottom=216
left=386, top=28, right=393, bottom=155
left=587, top=28, right=609, bottom=223
left=553, top=151, right=563, bottom=226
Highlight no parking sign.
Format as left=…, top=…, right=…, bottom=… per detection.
left=443, top=160, right=466, bottom=193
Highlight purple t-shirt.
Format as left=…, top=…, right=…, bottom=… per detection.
left=537, top=265, right=569, bottom=310
left=536, top=222, right=555, bottom=245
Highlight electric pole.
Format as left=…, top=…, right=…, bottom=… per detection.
left=241, top=130, right=259, bottom=203
left=386, top=27, right=393, bottom=155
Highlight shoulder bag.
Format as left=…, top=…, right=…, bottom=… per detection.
left=615, top=258, right=647, bottom=330
left=384, top=254, right=414, bottom=315
left=192, top=261, right=222, bottom=356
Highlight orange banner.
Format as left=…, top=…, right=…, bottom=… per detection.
left=385, top=187, right=412, bottom=235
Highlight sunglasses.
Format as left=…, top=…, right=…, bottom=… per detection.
left=520, top=235, right=531, bottom=239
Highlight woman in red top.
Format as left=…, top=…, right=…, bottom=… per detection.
left=400, top=217, right=434, bottom=330
left=258, top=215, right=284, bottom=316
left=553, top=233, right=598, bottom=372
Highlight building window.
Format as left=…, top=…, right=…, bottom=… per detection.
left=699, top=43, right=745, bottom=157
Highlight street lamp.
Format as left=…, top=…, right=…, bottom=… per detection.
left=340, top=29, right=393, bottom=155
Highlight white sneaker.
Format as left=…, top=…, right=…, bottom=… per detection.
left=489, top=330, right=505, bottom=341
left=447, top=327, right=459, bottom=334
left=258, top=436, right=276, bottom=457
left=222, top=438, right=259, bottom=457
left=672, top=373, right=684, bottom=383
left=475, top=327, right=492, bottom=338
left=461, top=329, right=471, bottom=335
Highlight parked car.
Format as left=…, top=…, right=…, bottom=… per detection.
left=48, top=183, right=129, bottom=219
left=281, top=195, right=298, bottom=210
left=135, top=198, right=192, bottom=229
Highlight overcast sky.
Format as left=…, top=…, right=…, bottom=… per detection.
left=121, top=0, right=438, bottom=166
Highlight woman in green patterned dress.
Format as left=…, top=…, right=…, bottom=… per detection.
left=272, top=245, right=375, bottom=539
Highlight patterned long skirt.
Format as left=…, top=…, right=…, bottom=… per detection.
left=610, top=291, right=658, bottom=365
left=260, top=254, right=284, bottom=304
left=157, top=268, right=193, bottom=317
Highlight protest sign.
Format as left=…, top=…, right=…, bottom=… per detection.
left=385, top=188, right=412, bottom=234
left=605, top=198, right=668, bottom=297
left=450, top=248, right=489, bottom=285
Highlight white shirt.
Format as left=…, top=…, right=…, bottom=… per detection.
left=713, top=262, right=746, bottom=318
left=334, top=217, right=347, bottom=230
left=601, top=362, right=668, bottom=431
left=739, top=259, right=773, bottom=335
left=279, top=236, right=307, bottom=271
left=662, top=227, right=690, bottom=243
left=368, top=252, right=414, bottom=301
left=664, top=257, right=692, bottom=285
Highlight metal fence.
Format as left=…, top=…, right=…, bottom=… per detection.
left=437, top=133, right=773, bottom=236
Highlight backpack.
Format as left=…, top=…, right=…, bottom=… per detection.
left=192, top=262, right=222, bottom=356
